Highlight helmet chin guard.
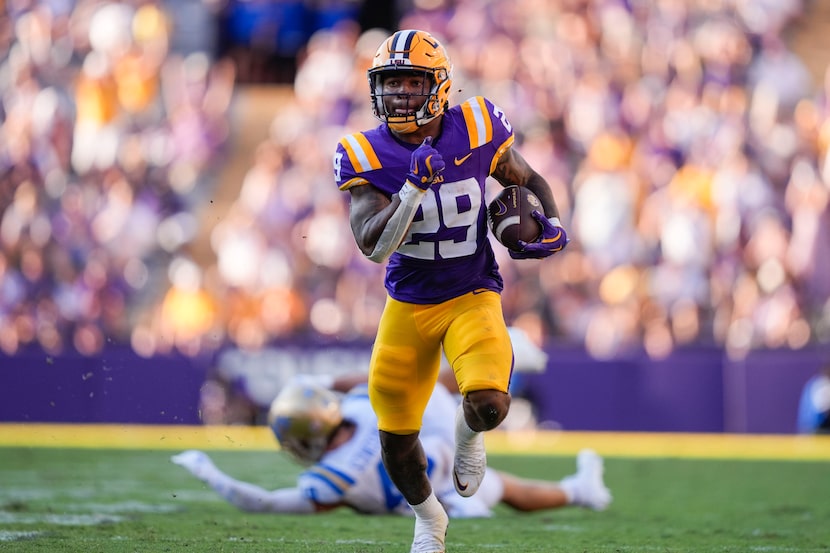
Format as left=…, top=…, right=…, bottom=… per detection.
left=368, top=30, right=453, bottom=133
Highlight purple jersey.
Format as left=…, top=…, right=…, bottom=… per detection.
left=334, top=96, right=515, bottom=304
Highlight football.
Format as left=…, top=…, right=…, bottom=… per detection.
left=487, top=185, right=543, bottom=251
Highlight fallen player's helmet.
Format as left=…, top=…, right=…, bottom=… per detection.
left=368, top=29, right=453, bottom=133
left=268, top=380, right=343, bottom=464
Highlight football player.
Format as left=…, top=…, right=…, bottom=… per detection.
left=797, top=364, right=830, bottom=434
left=333, top=29, right=568, bottom=553
left=172, top=376, right=611, bottom=519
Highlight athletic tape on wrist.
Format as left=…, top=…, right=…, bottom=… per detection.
left=366, top=181, right=426, bottom=263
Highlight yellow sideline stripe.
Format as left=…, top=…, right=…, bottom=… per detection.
left=485, top=431, right=830, bottom=461
left=0, top=424, right=277, bottom=451
left=0, top=424, right=828, bottom=460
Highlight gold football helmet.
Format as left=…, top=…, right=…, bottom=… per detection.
left=267, top=380, right=343, bottom=465
left=368, top=29, right=453, bottom=133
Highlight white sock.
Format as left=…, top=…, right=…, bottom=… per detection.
left=456, top=406, right=478, bottom=443
left=411, top=491, right=445, bottom=522
left=558, top=475, right=578, bottom=505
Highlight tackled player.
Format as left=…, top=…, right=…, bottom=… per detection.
left=172, top=375, right=611, bottom=518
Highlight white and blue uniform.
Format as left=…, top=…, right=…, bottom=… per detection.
left=296, top=384, right=497, bottom=518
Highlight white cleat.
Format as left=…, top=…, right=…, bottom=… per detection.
left=410, top=509, right=449, bottom=553
left=564, top=449, right=612, bottom=511
left=452, top=405, right=486, bottom=497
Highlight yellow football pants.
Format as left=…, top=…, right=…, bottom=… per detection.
left=368, top=290, right=513, bottom=434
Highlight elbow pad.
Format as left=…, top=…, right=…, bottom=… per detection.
left=367, top=182, right=426, bottom=263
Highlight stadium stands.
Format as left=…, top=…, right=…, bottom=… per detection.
left=2, top=1, right=830, bottom=431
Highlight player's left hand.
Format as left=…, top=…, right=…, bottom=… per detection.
left=171, top=450, right=217, bottom=482
left=509, top=211, right=569, bottom=259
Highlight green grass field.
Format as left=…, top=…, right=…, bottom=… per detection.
left=0, top=428, right=828, bottom=552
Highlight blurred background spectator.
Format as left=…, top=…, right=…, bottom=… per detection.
left=2, top=0, right=830, bottom=381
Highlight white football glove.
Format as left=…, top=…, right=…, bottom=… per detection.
left=171, top=450, right=219, bottom=482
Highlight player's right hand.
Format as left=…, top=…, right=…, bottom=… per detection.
left=406, top=137, right=445, bottom=191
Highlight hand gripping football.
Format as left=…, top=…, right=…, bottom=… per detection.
left=487, top=185, right=543, bottom=251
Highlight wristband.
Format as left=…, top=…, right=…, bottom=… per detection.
left=399, top=180, right=427, bottom=203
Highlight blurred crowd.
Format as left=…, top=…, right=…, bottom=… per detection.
left=0, top=0, right=237, bottom=356
left=3, top=0, right=830, bottom=362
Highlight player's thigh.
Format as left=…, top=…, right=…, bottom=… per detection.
left=369, top=297, right=443, bottom=433
left=443, top=291, right=513, bottom=395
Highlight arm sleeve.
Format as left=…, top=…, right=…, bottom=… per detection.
left=366, top=181, right=426, bottom=263
left=207, top=475, right=317, bottom=513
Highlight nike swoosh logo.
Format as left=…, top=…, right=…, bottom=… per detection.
left=454, top=152, right=472, bottom=166
left=453, top=469, right=469, bottom=492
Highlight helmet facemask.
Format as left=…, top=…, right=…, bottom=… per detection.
left=367, top=30, right=453, bottom=134
left=369, top=67, right=448, bottom=133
